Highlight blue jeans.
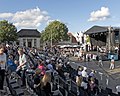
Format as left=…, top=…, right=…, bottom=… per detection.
left=16, top=68, right=26, bottom=86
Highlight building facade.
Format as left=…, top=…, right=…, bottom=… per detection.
left=17, top=29, right=40, bottom=48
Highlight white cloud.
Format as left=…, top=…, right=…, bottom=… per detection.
left=0, top=13, right=13, bottom=18
left=0, top=7, right=50, bottom=29
left=88, top=7, right=110, bottom=22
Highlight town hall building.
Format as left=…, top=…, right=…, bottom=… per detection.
left=17, top=29, right=41, bottom=48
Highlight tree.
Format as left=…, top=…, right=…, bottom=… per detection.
left=0, top=20, right=18, bottom=43
left=41, top=20, right=69, bottom=43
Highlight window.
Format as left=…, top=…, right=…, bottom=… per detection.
left=23, top=39, right=26, bottom=46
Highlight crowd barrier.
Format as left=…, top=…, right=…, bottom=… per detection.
left=27, top=51, right=120, bottom=96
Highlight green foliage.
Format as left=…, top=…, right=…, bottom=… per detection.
left=41, top=20, right=69, bottom=43
left=0, top=20, right=18, bottom=42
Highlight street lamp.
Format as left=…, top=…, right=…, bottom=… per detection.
left=108, top=26, right=111, bottom=53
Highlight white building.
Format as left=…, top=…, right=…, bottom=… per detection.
left=17, top=29, right=40, bottom=48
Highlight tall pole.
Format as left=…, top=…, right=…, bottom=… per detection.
left=77, top=32, right=80, bottom=45
left=51, top=30, right=52, bottom=50
left=108, top=26, right=111, bottom=53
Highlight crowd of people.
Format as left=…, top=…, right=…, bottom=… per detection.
left=0, top=43, right=119, bottom=96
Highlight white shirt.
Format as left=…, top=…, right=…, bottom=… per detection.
left=82, top=70, right=88, bottom=78
left=111, top=59, right=114, bottom=64
left=0, top=53, right=6, bottom=69
left=19, top=54, right=27, bottom=69
left=93, top=54, right=96, bottom=60
left=81, top=81, right=88, bottom=89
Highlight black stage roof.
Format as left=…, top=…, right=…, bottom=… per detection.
left=85, top=25, right=120, bottom=34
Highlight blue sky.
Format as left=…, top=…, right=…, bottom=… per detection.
left=0, top=0, right=120, bottom=35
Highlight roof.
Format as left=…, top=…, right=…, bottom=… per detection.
left=85, top=26, right=108, bottom=34
left=67, top=32, right=73, bottom=36
left=17, top=29, right=40, bottom=37
left=67, top=32, right=77, bottom=43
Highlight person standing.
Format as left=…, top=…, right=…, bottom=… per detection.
left=16, top=48, right=28, bottom=87
left=0, top=44, right=7, bottom=90
left=78, top=50, right=82, bottom=61
left=98, top=56, right=103, bottom=66
left=110, top=57, right=115, bottom=69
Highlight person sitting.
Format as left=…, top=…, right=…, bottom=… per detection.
left=46, top=60, right=54, bottom=73
left=77, top=66, right=83, bottom=76
left=76, top=75, right=83, bottom=87
left=81, top=67, right=88, bottom=80
left=81, top=78, right=88, bottom=93
left=40, top=72, right=52, bottom=96
left=33, top=68, right=42, bottom=96
left=7, top=55, right=17, bottom=73
left=38, top=60, right=46, bottom=76
left=88, top=77, right=96, bottom=96
left=89, top=70, right=95, bottom=79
